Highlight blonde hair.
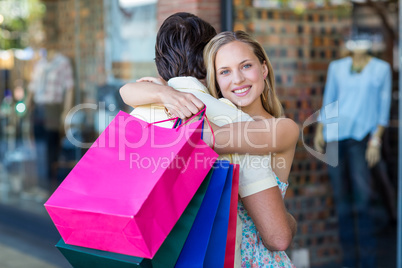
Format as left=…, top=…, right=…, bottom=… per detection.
left=203, top=31, right=283, bottom=118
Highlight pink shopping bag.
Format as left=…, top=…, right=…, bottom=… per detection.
left=44, top=111, right=218, bottom=259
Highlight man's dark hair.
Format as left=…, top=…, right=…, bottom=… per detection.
left=155, top=12, right=217, bottom=81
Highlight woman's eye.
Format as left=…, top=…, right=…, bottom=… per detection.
left=220, top=70, right=229, bottom=75
left=243, top=64, right=252, bottom=69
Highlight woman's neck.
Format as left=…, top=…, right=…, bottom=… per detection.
left=240, top=100, right=272, bottom=120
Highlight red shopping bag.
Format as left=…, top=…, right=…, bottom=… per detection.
left=45, top=111, right=218, bottom=258
left=224, top=164, right=239, bottom=268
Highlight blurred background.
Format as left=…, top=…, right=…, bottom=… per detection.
left=0, top=0, right=399, bottom=267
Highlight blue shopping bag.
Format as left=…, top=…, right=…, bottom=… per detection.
left=175, top=160, right=232, bottom=268
left=204, top=163, right=233, bottom=267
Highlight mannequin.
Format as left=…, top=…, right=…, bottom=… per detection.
left=314, top=38, right=392, bottom=268
left=315, top=39, right=385, bottom=167
left=27, top=47, right=74, bottom=195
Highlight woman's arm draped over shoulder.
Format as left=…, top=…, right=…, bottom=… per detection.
left=119, top=82, right=204, bottom=118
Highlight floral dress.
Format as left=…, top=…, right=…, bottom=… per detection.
left=238, top=177, right=295, bottom=268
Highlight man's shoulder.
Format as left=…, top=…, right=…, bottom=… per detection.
left=168, top=76, right=209, bottom=93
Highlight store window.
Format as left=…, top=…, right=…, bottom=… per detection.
left=0, top=0, right=159, bottom=213
left=0, top=0, right=46, bottom=208
left=233, top=0, right=398, bottom=267
left=96, top=0, right=158, bottom=135
left=105, top=0, right=158, bottom=83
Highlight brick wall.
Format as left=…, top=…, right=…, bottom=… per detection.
left=233, top=1, right=353, bottom=266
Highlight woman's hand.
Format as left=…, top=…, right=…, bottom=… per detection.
left=120, top=79, right=204, bottom=119
left=135, top=76, right=204, bottom=119
left=158, top=87, right=205, bottom=119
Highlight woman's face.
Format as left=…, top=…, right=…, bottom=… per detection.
left=215, top=41, right=268, bottom=110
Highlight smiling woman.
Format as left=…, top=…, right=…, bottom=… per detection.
left=203, top=31, right=298, bottom=267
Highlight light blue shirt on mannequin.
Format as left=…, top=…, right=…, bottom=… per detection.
left=319, top=56, right=392, bottom=142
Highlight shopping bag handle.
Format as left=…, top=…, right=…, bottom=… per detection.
left=147, top=116, right=181, bottom=128
left=176, top=106, right=215, bottom=150
left=148, top=106, right=206, bottom=128
left=148, top=106, right=215, bottom=150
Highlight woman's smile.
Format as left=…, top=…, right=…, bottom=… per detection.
left=233, top=85, right=251, bottom=96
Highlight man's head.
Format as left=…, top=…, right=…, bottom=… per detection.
left=155, top=12, right=217, bottom=81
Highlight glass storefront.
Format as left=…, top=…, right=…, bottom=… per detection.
left=0, top=0, right=399, bottom=267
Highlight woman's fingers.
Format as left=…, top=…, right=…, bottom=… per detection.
left=185, top=101, right=202, bottom=115
left=165, top=105, right=192, bottom=119
left=181, top=94, right=205, bottom=114
left=168, top=105, right=197, bottom=119
left=163, top=92, right=205, bottom=119
left=191, top=96, right=205, bottom=110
